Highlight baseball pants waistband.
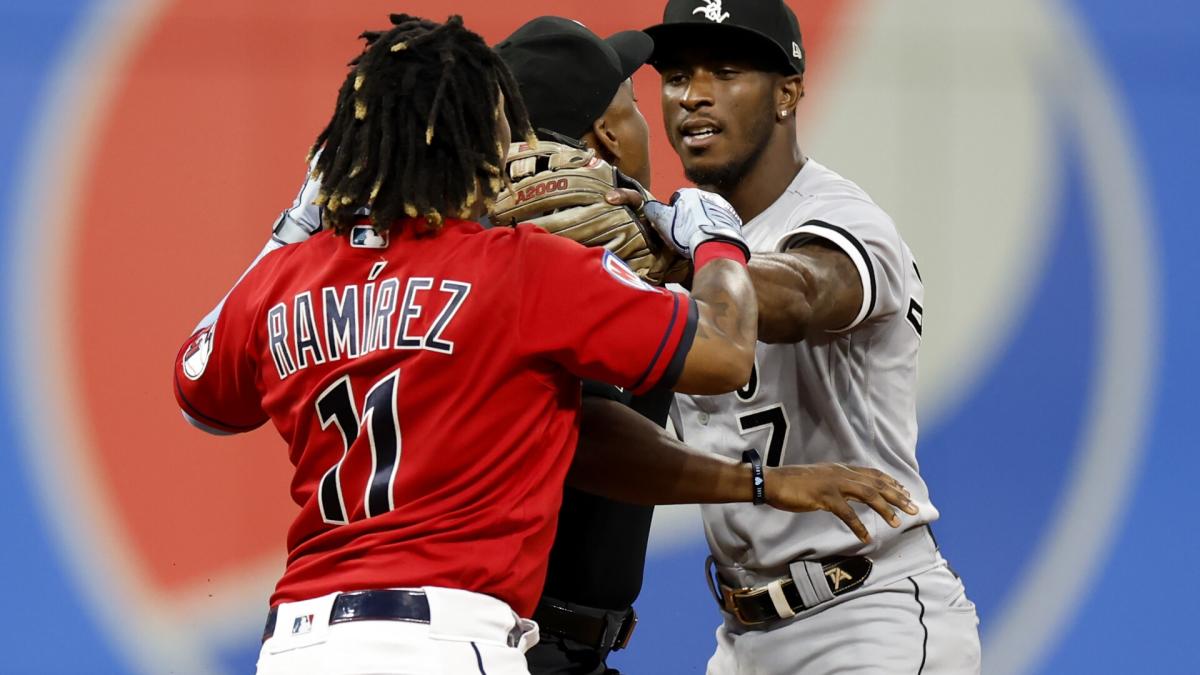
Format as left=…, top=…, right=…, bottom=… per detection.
left=263, top=587, right=539, bottom=653
left=712, top=526, right=941, bottom=612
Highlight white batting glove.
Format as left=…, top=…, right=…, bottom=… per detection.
left=271, top=164, right=325, bottom=245
left=642, top=188, right=748, bottom=260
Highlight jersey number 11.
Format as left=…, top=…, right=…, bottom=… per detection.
left=314, top=370, right=402, bottom=525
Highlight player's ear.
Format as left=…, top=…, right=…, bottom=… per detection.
left=584, top=116, right=622, bottom=167
left=776, top=74, right=804, bottom=119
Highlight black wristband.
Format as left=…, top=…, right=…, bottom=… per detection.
left=742, top=449, right=766, bottom=505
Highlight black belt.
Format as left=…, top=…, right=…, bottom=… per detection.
left=262, top=589, right=431, bottom=643
left=533, top=597, right=638, bottom=652
left=707, top=556, right=873, bottom=627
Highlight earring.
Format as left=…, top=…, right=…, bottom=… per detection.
left=780, top=110, right=789, bottom=118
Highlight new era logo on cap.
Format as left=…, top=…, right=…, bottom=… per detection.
left=694, top=0, right=730, bottom=23
left=793, top=41, right=802, bottom=60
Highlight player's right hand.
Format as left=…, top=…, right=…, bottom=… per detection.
left=763, top=463, right=919, bottom=544
left=637, top=188, right=750, bottom=261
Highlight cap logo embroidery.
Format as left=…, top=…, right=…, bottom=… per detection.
left=693, top=0, right=730, bottom=23
left=793, top=42, right=803, bottom=60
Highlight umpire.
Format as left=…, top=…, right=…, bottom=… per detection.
left=495, top=17, right=662, bottom=675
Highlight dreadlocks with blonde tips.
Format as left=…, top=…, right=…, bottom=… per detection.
left=310, top=14, right=533, bottom=233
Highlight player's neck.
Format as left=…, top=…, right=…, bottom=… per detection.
left=718, top=136, right=805, bottom=224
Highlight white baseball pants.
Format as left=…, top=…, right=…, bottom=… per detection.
left=706, top=528, right=981, bottom=675
left=256, top=586, right=539, bottom=675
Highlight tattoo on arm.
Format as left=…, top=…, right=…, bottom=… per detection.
left=673, top=258, right=758, bottom=393
left=692, top=264, right=755, bottom=346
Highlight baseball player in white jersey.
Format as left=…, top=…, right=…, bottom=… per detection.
left=639, top=1, right=983, bottom=673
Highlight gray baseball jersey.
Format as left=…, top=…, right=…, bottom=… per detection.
left=674, top=158, right=933, bottom=573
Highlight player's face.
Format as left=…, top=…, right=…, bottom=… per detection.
left=601, top=80, right=653, bottom=188
left=658, top=45, right=778, bottom=189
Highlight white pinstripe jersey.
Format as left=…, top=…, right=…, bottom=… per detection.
left=673, top=159, right=935, bottom=574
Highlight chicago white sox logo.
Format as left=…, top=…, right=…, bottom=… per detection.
left=693, top=0, right=730, bottom=24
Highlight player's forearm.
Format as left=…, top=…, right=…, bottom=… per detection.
left=693, top=259, right=758, bottom=352
left=568, top=396, right=752, bottom=505
left=748, top=247, right=863, bottom=343
left=748, top=252, right=818, bottom=343
left=675, top=255, right=758, bottom=394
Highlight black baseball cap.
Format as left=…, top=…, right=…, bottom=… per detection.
left=644, top=0, right=805, bottom=74
left=495, top=17, right=654, bottom=140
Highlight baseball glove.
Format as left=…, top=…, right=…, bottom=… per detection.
left=490, top=139, right=689, bottom=285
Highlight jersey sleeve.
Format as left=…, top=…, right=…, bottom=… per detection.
left=173, top=271, right=270, bottom=435
left=773, top=203, right=909, bottom=332
left=582, top=379, right=633, bottom=405
left=515, top=226, right=698, bottom=395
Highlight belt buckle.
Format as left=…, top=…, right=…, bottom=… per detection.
left=720, top=584, right=771, bottom=628
left=612, top=608, right=638, bottom=651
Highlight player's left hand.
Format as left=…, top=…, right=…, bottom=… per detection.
left=762, top=463, right=919, bottom=544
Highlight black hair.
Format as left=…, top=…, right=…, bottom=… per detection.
left=310, top=14, right=533, bottom=233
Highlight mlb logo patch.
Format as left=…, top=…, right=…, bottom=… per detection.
left=350, top=225, right=389, bottom=249
left=292, top=614, right=314, bottom=636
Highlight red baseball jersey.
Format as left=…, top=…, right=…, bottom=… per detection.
left=173, top=219, right=696, bottom=616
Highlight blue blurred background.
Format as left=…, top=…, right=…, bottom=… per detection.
left=0, top=0, right=1195, bottom=672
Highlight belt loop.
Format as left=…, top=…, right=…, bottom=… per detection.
left=765, top=579, right=796, bottom=619
left=513, top=617, right=539, bottom=653
left=789, top=560, right=834, bottom=609
left=704, top=556, right=724, bottom=609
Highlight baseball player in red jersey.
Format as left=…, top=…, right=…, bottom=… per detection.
left=174, top=14, right=916, bottom=675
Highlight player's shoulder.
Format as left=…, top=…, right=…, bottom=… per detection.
left=449, top=223, right=593, bottom=288
left=227, top=232, right=329, bottom=306
left=789, top=160, right=896, bottom=230
left=500, top=223, right=663, bottom=295
left=261, top=231, right=336, bottom=276
left=502, top=221, right=594, bottom=258
left=768, top=159, right=905, bottom=253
